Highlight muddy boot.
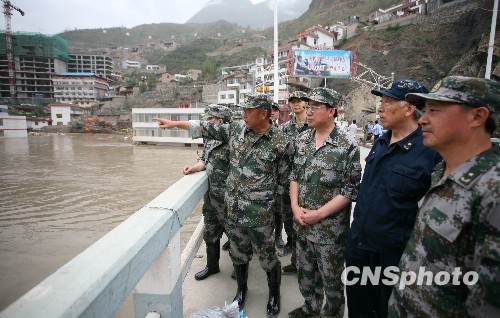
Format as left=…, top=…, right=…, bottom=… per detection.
left=233, top=263, right=249, bottom=310
left=266, top=266, right=281, bottom=316
left=194, top=240, right=220, bottom=280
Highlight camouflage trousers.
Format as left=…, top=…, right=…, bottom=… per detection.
left=202, top=189, right=228, bottom=244
left=280, top=192, right=295, bottom=240
left=297, top=236, right=345, bottom=317
left=226, top=218, right=280, bottom=272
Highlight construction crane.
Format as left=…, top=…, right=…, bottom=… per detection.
left=2, top=0, right=25, bottom=98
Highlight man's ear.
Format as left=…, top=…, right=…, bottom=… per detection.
left=469, top=106, right=490, bottom=128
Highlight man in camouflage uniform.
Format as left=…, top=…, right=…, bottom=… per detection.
left=388, top=76, right=500, bottom=317
left=154, top=94, right=291, bottom=316
left=182, top=104, right=232, bottom=281
left=279, top=91, right=311, bottom=275
left=288, top=87, right=362, bottom=318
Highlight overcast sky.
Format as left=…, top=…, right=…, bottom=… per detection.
left=7, top=0, right=268, bottom=35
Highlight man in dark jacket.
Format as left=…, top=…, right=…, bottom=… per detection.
left=345, top=80, right=442, bottom=318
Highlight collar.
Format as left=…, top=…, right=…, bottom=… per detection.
left=305, top=126, right=339, bottom=147
left=244, top=124, right=274, bottom=139
left=377, top=126, right=422, bottom=152
left=432, top=144, right=499, bottom=189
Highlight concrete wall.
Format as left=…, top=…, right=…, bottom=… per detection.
left=0, top=114, right=27, bottom=138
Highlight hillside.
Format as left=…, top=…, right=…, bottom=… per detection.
left=58, top=0, right=498, bottom=114
left=60, top=20, right=259, bottom=51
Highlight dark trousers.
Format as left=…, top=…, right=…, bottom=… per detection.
left=345, top=238, right=402, bottom=318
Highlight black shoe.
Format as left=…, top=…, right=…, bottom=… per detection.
left=222, top=240, right=230, bottom=251
left=275, top=237, right=285, bottom=248
left=278, top=244, right=292, bottom=257
left=194, top=265, right=220, bottom=280
left=282, top=264, right=297, bottom=275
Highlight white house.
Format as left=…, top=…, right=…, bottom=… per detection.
left=218, top=90, right=238, bottom=105
left=26, top=117, right=51, bottom=130
left=132, top=108, right=204, bottom=145
left=0, top=113, right=28, bottom=138
left=49, top=103, right=84, bottom=126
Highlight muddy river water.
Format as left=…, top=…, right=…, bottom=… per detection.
left=0, top=134, right=203, bottom=310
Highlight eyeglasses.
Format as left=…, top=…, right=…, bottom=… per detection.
left=304, top=105, right=327, bottom=113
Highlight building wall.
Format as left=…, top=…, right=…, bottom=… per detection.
left=51, top=105, right=83, bottom=125
left=202, top=84, right=226, bottom=104
left=0, top=114, right=27, bottom=138
left=26, top=119, right=50, bottom=130
left=132, top=108, right=204, bottom=145
left=53, top=75, right=109, bottom=103
left=67, top=54, right=116, bottom=79
left=218, top=90, right=237, bottom=105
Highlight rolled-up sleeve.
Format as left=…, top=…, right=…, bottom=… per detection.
left=189, top=120, right=230, bottom=143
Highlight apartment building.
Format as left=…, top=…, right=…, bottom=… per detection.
left=52, top=73, right=109, bottom=103
left=132, top=108, right=204, bottom=145
left=0, top=32, right=70, bottom=100
left=67, top=54, right=118, bottom=81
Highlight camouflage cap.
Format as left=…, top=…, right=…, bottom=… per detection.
left=239, top=93, right=272, bottom=110
left=203, top=104, right=232, bottom=122
left=288, top=91, right=307, bottom=102
left=406, top=76, right=500, bottom=113
left=300, top=87, right=342, bottom=108
left=271, top=102, right=280, bottom=110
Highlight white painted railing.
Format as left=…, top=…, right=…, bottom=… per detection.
left=0, top=172, right=208, bottom=318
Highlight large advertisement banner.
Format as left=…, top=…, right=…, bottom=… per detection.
left=293, top=50, right=351, bottom=78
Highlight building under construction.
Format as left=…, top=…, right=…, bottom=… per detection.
left=0, top=31, right=70, bottom=101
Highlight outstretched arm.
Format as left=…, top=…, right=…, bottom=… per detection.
left=153, top=118, right=190, bottom=130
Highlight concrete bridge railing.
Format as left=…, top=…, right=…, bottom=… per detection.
left=0, top=172, right=208, bottom=318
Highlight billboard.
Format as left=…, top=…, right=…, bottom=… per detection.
left=293, top=50, right=352, bottom=78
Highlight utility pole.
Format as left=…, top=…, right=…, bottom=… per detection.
left=485, top=0, right=498, bottom=79
left=273, top=0, right=279, bottom=103
left=2, top=0, right=25, bottom=98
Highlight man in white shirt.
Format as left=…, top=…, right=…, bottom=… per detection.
left=373, top=120, right=383, bottom=141
left=348, top=120, right=358, bottom=137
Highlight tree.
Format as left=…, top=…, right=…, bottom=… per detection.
left=202, top=59, right=216, bottom=81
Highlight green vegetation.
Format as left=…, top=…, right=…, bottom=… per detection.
left=71, top=121, right=84, bottom=130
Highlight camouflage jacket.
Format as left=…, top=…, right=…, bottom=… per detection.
left=202, top=139, right=230, bottom=197
left=389, top=144, right=500, bottom=317
left=281, top=116, right=310, bottom=142
left=291, top=126, right=361, bottom=244
left=280, top=116, right=311, bottom=187
left=190, top=120, right=292, bottom=227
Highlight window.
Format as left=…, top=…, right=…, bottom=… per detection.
left=0, top=130, right=4, bottom=137
left=0, top=119, right=3, bottom=126
left=56, top=114, right=62, bottom=118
